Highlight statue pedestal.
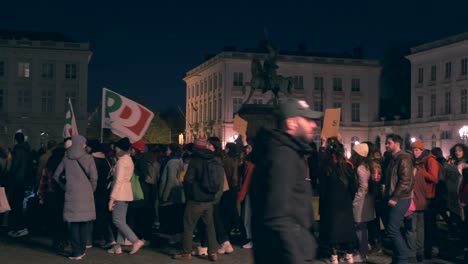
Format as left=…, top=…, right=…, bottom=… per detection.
left=237, top=104, right=277, bottom=139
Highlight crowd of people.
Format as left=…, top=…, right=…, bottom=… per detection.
left=0, top=99, right=468, bottom=264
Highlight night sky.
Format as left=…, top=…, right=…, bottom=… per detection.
left=2, top=0, right=468, bottom=112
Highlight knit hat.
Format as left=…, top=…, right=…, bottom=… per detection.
left=353, top=143, right=369, bottom=158
left=115, top=137, right=131, bottom=152
left=194, top=137, right=207, bottom=150
left=131, top=139, right=145, bottom=152
left=411, top=140, right=425, bottom=150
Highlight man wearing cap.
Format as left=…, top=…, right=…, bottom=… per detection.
left=250, top=98, right=322, bottom=263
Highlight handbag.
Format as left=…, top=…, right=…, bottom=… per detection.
left=130, top=173, right=144, bottom=201
left=0, top=187, right=11, bottom=213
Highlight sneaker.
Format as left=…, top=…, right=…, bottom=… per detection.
left=344, top=253, right=354, bottom=264
left=193, top=246, right=208, bottom=256
left=107, top=246, right=122, bottom=254
left=129, top=240, right=144, bottom=254
left=353, top=254, right=367, bottom=263
left=173, top=252, right=192, bottom=260
left=208, top=253, right=218, bottom=261
left=242, top=241, right=253, bottom=249
left=68, top=253, right=86, bottom=260
left=7, top=230, right=16, bottom=237
left=85, top=245, right=92, bottom=249
left=102, top=241, right=116, bottom=249
left=218, top=241, right=234, bottom=254
left=11, top=228, right=29, bottom=238
left=326, top=254, right=339, bottom=264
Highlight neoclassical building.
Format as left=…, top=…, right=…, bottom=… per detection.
left=184, top=50, right=381, bottom=153
left=0, top=31, right=92, bottom=148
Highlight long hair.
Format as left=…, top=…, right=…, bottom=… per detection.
left=449, top=143, right=468, bottom=164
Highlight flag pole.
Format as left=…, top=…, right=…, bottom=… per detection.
left=100, top=88, right=105, bottom=143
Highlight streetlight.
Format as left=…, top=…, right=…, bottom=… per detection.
left=411, top=137, right=416, bottom=143
left=459, top=126, right=468, bottom=144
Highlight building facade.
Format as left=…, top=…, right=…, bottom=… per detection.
left=0, top=31, right=92, bottom=148
left=184, top=51, right=381, bottom=151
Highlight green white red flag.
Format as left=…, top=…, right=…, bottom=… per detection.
left=102, top=88, right=154, bottom=143
left=63, top=98, right=79, bottom=138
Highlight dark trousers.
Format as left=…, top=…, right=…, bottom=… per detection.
left=8, top=187, right=26, bottom=232
left=424, top=199, right=437, bottom=256
left=159, top=204, right=185, bottom=235
left=220, top=189, right=239, bottom=234
left=385, top=198, right=411, bottom=264
left=93, top=194, right=115, bottom=244
left=70, top=222, right=89, bottom=257
left=355, top=222, right=368, bottom=257
left=404, top=211, right=424, bottom=258
left=44, top=191, right=68, bottom=246
left=182, top=201, right=217, bottom=255
left=200, top=202, right=229, bottom=246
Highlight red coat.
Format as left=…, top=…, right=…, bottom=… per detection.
left=415, top=152, right=439, bottom=199
left=238, top=160, right=254, bottom=203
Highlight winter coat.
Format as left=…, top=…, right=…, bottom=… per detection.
left=414, top=150, right=439, bottom=199
left=353, top=165, right=376, bottom=223
left=54, top=144, right=98, bottom=222
left=7, top=142, right=33, bottom=189
left=159, top=157, right=185, bottom=206
left=238, top=160, right=254, bottom=203
left=223, top=155, right=239, bottom=189
left=110, top=154, right=134, bottom=202
left=384, top=150, right=414, bottom=202
left=250, top=128, right=316, bottom=263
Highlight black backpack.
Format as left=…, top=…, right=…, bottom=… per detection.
left=193, top=158, right=223, bottom=202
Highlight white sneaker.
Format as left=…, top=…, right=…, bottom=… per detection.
left=68, top=253, right=86, bottom=260
left=218, top=241, right=234, bottom=254
left=129, top=240, right=145, bottom=254
left=242, top=241, right=253, bottom=249
left=344, top=253, right=354, bottom=264
left=326, top=254, right=339, bottom=264
left=11, top=228, right=29, bottom=238
left=193, top=246, right=208, bottom=256
left=353, top=254, right=366, bottom=263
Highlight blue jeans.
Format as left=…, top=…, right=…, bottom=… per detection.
left=355, top=222, right=368, bottom=257
left=404, top=211, right=424, bottom=258
left=386, top=198, right=411, bottom=264
left=112, top=201, right=139, bottom=246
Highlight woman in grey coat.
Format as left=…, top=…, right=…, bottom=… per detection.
left=54, top=135, right=98, bottom=260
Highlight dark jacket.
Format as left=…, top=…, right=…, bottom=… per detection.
left=183, top=149, right=224, bottom=202
left=7, top=142, right=33, bottom=189
left=384, top=150, right=414, bottom=202
left=250, top=128, right=316, bottom=264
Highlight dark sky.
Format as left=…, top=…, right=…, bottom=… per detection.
left=2, top=0, right=468, bottom=112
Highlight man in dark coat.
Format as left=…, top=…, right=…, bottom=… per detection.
left=6, top=131, right=33, bottom=237
left=250, top=98, right=322, bottom=264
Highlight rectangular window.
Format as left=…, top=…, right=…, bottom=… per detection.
left=351, top=103, right=360, bottom=122
left=18, top=62, right=31, bottom=78
left=0, top=89, right=4, bottom=110
left=41, top=90, right=54, bottom=113
left=41, top=63, right=54, bottom=79
left=213, top=74, right=218, bottom=90
left=65, top=63, right=77, bottom=79
left=417, top=68, right=424, bottom=84
left=208, top=101, right=212, bottom=120
left=417, top=96, right=423, bottom=118
left=208, top=76, right=212, bottom=91
left=314, top=77, right=323, bottom=91
left=65, top=91, right=78, bottom=113
left=196, top=84, right=199, bottom=96
left=213, top=99, right=217, bottom=120
left=233, top=72, right=244, bottom=86
left=293, top=75, right=304, bottom=89
left=461, top=89, right=467, bottom=114
left=445, top=62, right=452, bottom=79
left=351, top=78, right=360, bottom=92
left=313, top=101, right=323, bottom=112
left=430, top=65, right=437, bottom=81
left=445, top=92, right=451, bottom=114
left=218, top=73, right=223, bottom=87
left=462, top=58, right=468, bottom=76
left=333, top=77, right=342, bottom=91
left=203, top=79, right=207, bottom=94
left=218, top=96, right=222, bottom=119
left=17, top=89, right=31, bottom=111
left=0, top=61, right=5, bottom=77
left=430, top=94, right=436, bottom=116
left=233, top=98, right=242, bottom=113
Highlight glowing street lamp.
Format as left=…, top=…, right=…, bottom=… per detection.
left=459, top=126, right=468, bottom=144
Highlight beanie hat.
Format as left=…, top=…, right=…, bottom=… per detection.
left=194, top=137, right=207, bottom=150
left=411, top=140, right=425, bottom=150
left=115, top=137, right=131, bottom=152
left=353, top=143, right=369, bottom=158
left=131, top=139, right=145, bottom=152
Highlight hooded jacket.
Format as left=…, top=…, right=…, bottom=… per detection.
left=54, top=135, right=98, bottom=222
left=250, top=128, right=316, bottom=264
left=7, top=142, right=33, bottom=188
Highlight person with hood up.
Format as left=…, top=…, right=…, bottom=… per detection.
left=250, top=98, right=322, bottom=264
left=53, top=134, right=98, bottom=260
